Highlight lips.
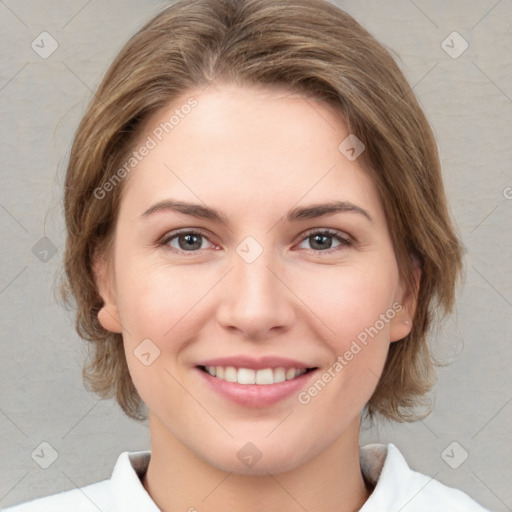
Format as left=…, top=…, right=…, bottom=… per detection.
left=194, top=355, right=319, bottom=407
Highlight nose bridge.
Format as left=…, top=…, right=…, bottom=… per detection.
left=233, top=240, right=281, bottom=308
left=216, top=237, right=293, bottom=336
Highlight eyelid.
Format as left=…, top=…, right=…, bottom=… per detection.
left=158, top=227, right=216, bottom=250
left=297, top=227, right=353, bottom=245
left=293, top=228, right=354, bottom=255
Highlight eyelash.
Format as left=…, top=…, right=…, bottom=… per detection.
left=157, top=228, right=353, bottom=256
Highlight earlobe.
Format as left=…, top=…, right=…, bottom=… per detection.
left=93, top=254, right=123, bottom=334
left=389, top=310, right=413, bottom=343
left=389, top=260, right=421, bottom=343
left=97, top=304, right=123, bottom=334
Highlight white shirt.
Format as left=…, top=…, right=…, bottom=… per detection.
left=5, top=443, right=490, bottom=511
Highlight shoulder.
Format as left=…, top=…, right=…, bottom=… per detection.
left=3, top=479, right=113, bottom=512
left=360, top=443, right=491, bottom=512
left=3, top=451, right=154, bottom=512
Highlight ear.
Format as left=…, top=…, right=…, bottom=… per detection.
left=93, top=253, right=123, bottom=334
left=389, top=258, right=421, bottom=343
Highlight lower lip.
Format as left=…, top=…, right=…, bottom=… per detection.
left=196, top=367, right=318, bottom=408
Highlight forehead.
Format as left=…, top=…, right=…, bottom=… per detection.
left=120, top=83, right=385, bottom=225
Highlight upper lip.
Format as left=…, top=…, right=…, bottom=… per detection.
left=195, top=355, right=316, bottom=371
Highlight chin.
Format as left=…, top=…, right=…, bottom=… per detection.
left=195, top=435, right=316, bottom=476
left=208, top=450, right=307, bottom=476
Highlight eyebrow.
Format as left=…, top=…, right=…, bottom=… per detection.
left=141, top=199, right=373, bottom=224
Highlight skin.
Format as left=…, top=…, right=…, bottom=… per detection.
left=95, top=82, right=419, bottom=512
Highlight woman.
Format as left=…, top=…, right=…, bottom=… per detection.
left=6, top=0, right=491, bottom=510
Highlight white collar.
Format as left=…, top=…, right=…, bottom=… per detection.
left=110, top=451, right=159, bottom=511
left=108, top=443, right=487, bottom=511
left=108, top=443, right=391, bottom=511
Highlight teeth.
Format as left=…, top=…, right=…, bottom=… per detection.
left=203, top=366, right=308, bottom=385
left=224, top=366, right=237, bottom=383
left=286, top=368, right=296, bottom=380
left=273, top=367, right=286, bottom=383
left=238, top=368, right=255, bottom=384
left=255, top=368, right=273, bottom=384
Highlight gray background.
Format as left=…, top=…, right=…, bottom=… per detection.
left=1, top=0, right=511, bottom=510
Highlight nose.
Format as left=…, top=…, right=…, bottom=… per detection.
left=215, top=248, right=295, bottom=340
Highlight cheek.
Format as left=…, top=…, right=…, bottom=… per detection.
left=290, top=257, right=399, bottom=351
left=295, top=266, right=398, bottom=416
left=114, top=264, right=203, bottom=418
left=114, top=251, right=211, bottom=341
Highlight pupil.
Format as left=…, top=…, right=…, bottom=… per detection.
left=311, top=234, right=331, bottom=250
left=179, top=233, right=201, bottom=250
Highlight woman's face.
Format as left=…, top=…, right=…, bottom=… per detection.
left=96, top=83, right=415, bottom=474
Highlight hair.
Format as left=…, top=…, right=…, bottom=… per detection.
left=60, top=0, right=464, bottom=422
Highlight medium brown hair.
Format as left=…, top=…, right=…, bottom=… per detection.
left=60, top=0, right=464, bottom=422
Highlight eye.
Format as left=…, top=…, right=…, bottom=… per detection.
left=296, top=229, right=353, bottom=253
left=158, top=228, right=353, bottom=256
left=159, top=229, right=215, bottom=254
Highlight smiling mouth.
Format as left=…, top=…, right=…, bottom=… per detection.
left=197, top=365, right=318, bottom=385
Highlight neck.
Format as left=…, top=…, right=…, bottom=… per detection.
left=142, top=414, right=371, bottom=512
